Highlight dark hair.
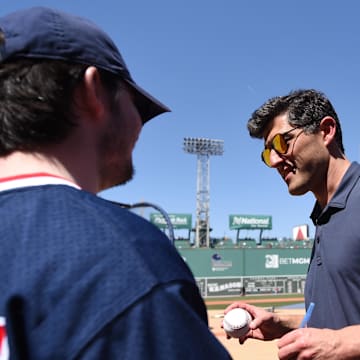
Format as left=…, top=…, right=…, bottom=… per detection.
left=247, top=89, right=345, bottom=153
left=0, top=59, right=121, bottom=156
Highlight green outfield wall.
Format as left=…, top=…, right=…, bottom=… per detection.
left=177, top=247, right=311, bottom=297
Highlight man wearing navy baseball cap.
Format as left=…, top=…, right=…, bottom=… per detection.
left=0, top=7, right=231, bottom=360
left=0, top=6, right=170, bottom=123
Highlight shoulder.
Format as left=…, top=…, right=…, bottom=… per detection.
left=20, top=185, right=166, bottom=241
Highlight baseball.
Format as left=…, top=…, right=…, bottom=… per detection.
left=223, top=308, right=251, bottom=338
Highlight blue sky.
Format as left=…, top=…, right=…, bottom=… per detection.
left=2, top=1, right=360, bottom=241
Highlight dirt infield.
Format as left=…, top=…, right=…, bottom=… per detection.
left=208, top=308, right=305, bottom=360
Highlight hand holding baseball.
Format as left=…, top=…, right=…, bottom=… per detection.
left=223, top=308, right=251, bottom=338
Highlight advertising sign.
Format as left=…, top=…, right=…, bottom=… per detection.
left=292, top=224, right=309, bottom=240
left=150, top=213, right=192, bottom=230
left=229, top=215, right=272, bottom=230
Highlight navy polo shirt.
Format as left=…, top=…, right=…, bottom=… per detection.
left=305, top=162, right=360, bottom=329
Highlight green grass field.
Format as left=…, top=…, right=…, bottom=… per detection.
left=205, top=294, right=304, bottom=310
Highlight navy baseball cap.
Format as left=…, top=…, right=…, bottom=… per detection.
left=0, top=6, right=170, bottom=123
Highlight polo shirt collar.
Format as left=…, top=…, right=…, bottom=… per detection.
left=310, top=161, right=360, bottom=225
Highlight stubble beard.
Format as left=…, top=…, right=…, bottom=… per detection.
left=99, top=158, right=135, bottom=190
left=98, top=128, right=135, bottom=190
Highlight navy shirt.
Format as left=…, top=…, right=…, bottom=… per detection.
left=305, top=162, right=360, bottom=329
left=0, top=184, right=230, bottom=359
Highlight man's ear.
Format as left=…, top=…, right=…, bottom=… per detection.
left=320, top=116, right=336, bottom=147
left=75, top=66, right=106, bottom=121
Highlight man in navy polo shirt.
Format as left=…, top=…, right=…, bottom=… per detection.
left=0, top=7, right=230, bottom=359
left=225, top=89, right=360, bottom=359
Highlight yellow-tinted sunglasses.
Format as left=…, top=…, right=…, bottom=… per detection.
left=261, top=127, right=299, bottom=167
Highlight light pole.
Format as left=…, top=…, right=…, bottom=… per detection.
left=183, top=137, right=224, bottom=247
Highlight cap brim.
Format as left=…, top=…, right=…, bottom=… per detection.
left=124, top=79, right=171, bottom=123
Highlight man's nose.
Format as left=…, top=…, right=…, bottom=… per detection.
left=269, top=148, right=285, bottom=168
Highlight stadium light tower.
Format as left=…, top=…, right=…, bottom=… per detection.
left=183, top=137, right=224, bottom=247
